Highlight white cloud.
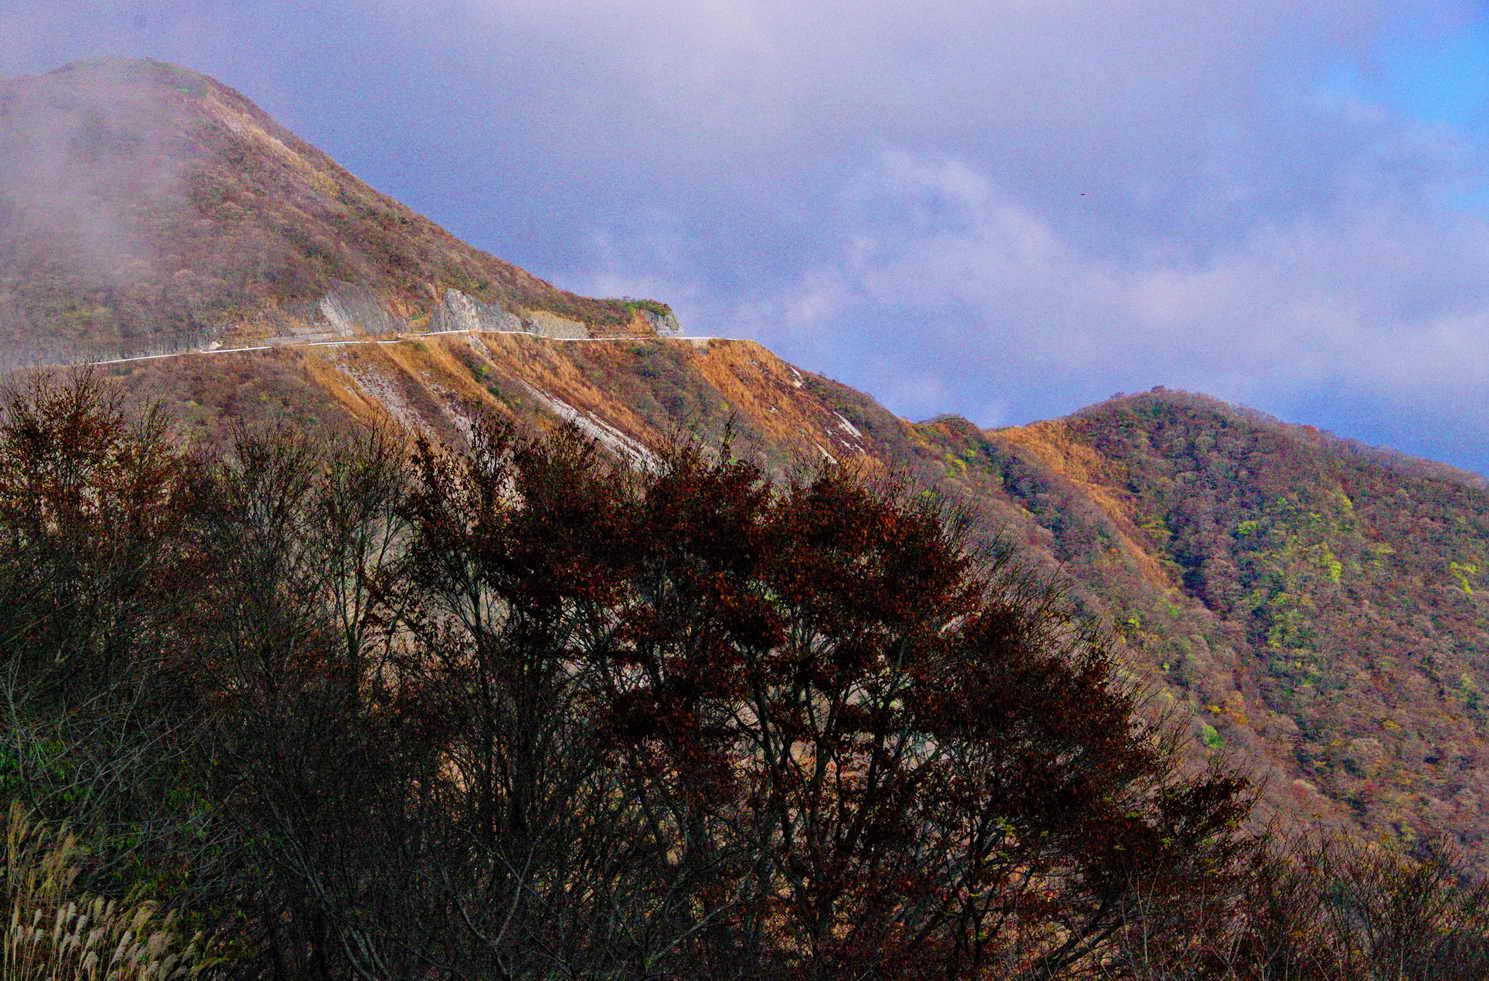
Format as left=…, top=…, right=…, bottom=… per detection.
left=743, top=146, right=1489, bottom=431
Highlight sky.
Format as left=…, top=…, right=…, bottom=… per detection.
left=4, top=2, right=1489, bottom=475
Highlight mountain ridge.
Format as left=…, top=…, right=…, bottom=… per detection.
left=6, top=57, right=1489, bottom=866
left=1050, top=387, right=1487, bottom=490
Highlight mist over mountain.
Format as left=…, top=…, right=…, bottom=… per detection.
left=0, top=57, right=673, bottom=366
left=5, top=57, right=1489, bottom=877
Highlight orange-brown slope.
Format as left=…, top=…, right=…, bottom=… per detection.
left=103, top=340, right=1489, bottom=861
left=97, top=334, right=895, bottom=469
left=997, top=419, right=1172, bottom=590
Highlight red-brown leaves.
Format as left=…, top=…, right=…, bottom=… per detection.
left=377, top=434, right=1253, bottom=978
left=0, top=371, right=195, bottom=694
left=0, top=380, right=1259, bottom=977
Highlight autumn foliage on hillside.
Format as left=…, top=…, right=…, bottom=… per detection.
left=1052, top=392, right=1489, bottom=856
left=0, top=374, right=1487, bottom=978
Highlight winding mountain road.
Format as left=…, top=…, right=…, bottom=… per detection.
left=79, top=327, right=734, bottom=369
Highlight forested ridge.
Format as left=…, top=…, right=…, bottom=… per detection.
left=1003, top=391, right=1489, bottom=855
left=0, top=373, right=1487, bottom=979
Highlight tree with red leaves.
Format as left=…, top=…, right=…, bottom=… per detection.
left=395, top=420, right=1253, bottom=979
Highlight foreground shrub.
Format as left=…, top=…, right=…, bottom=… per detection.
left=1, top=801, right=222, bottom=981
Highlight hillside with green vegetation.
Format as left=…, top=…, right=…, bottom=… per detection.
left=1008, top=390, right=1489, bottom=856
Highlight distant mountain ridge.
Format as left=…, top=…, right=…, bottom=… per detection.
left=990, top=390, right=1489, bottom=848
left=1074, top=389, right=1488, bottom=492
left=6, top=58, right=1489, bottom=867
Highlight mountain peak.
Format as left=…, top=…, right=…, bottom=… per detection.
left=0, top=59, right=673, bottom=364
left=1069, top=387, right=1487, bottom=491
left=45, top=55, right=212, bottom=84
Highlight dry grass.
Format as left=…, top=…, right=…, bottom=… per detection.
left=1, top=802, right=222, bottom=981
left=995, top=419, right=1170, bottom=588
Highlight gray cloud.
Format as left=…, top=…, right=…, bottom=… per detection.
left=504, top=1, right=1489, bottom=468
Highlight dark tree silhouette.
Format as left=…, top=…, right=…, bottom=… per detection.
left=391, top=420, right=1253, bottom=978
